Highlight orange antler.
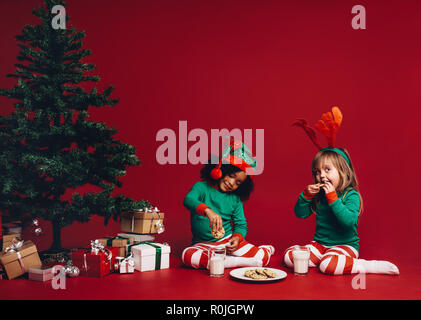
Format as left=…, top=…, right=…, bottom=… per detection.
left=314, top=106, right=343, bottom=147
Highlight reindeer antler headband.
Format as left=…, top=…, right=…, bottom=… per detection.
left=293, top=106, right=351, bottom=166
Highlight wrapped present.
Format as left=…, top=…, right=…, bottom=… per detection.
left=2, top=221, right=22, bottom=235
left=117, top=233, right=155, bottom=244
left=114, top=255, right=135, bottom=274
left=71, top=240, right=119, bottom=277
left=28, top=266, right=54, bottom=282
left=131, top=242, right=170, bottom=272
left=1, top=233, right=21, bottom=251
left=0, top=240, right=42, bottom=280
left=120, top=208, right=165, bottom=234
left=96, top=236, right=134, bottom=257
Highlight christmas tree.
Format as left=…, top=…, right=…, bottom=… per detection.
left=0, top=0, right=148, bottom=253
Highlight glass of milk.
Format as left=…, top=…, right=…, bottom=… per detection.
left=208, top=247, right=226, bottom=277
left=292, top=247, right=310, bottom=275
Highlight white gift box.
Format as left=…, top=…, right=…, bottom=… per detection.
left=131, top=242, right=170, bottom=272
left=115, top=256, right=135, bottom=274
left=121, top=259, right=135, bottom=273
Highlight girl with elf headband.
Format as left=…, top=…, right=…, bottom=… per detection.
left=182, top=139, right=275, bottom=269
left=284, top=107, right=399, bottom=275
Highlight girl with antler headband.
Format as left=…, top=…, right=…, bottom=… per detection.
left=283, top=107, right=399, bottom=275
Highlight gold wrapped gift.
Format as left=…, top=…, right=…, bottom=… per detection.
left=120, top=210, right=165, bottom=234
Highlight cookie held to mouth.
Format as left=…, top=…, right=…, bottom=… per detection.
left=211, top=226, right=225, bottom=239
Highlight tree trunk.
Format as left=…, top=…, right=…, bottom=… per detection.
left=48, top=219, right=63, bottom=253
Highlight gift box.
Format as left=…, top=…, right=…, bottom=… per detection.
left=120, top=210, right=165, bottom=234
left=0, top=240, right=42, bottom=280
left=117, top=233, right=155, bottom=244
left=28, top=266, right=54, bottom=281
left=1, top=221, right=22, bottom=235
left=71, top=246, right=119, bottom=277
left=1, top=233, right=21, bottom=251
left=131, top=242, right=170, bottom=272
left=96, top=236, right=134, bottom=257
left=114, top=256, right=135, bottom=274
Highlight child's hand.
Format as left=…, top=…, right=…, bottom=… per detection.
left=226, top=235, right=240, bottom=254
left=306, top=183, right=323, bottom=195
left=321, top=181, right=336, bottom=194
left=204, top=208, right=223, bottom=232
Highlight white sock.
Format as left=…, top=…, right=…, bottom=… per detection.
left=354, top=259, right=399, bottom=275
left=223, top=256, right=263, bottom=268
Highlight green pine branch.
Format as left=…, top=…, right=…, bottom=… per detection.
left=0, top=0, right=148, bottom=246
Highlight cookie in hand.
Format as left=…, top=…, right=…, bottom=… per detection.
left=211, top=226, right=225, bottom=239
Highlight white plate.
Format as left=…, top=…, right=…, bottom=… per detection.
left=229, top=267, right=287, bottom=282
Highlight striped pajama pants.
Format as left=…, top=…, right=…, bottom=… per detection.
left=182, top=235, right=272, bottom=269
left=283, top=241, right=359, bottom=275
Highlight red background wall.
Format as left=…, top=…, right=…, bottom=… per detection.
left=1, top=0, right=420, bottom=262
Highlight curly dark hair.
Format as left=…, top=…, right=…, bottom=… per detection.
left=200, top=162, right=254, bottom=201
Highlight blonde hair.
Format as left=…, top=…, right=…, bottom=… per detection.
left=311, top=148, right=363, bottom=215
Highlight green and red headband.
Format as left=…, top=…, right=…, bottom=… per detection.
left=293, top=106, right=351, bottom=166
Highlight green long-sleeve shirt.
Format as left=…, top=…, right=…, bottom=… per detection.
left=183, top=181, right=247, bottom=244
left=294, top=187, right=361, bottom=251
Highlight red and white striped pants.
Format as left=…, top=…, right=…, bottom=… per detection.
left=283, top=241, right=359, bottom=275
left=182, top=235, right=273, bottom=269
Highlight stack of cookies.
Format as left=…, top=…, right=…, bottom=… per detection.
left=244, top=268, right=276, bottom=280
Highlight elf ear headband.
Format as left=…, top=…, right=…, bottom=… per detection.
left=210, top=137, right=257, bottom=180
left=210, top=138, right=238, bottom=180
left=293, top=106, right=351, bottom=166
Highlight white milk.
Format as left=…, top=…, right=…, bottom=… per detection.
left=292, top=250, right=310, bottom=275
left=209, top=256, right=225, bottom=276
